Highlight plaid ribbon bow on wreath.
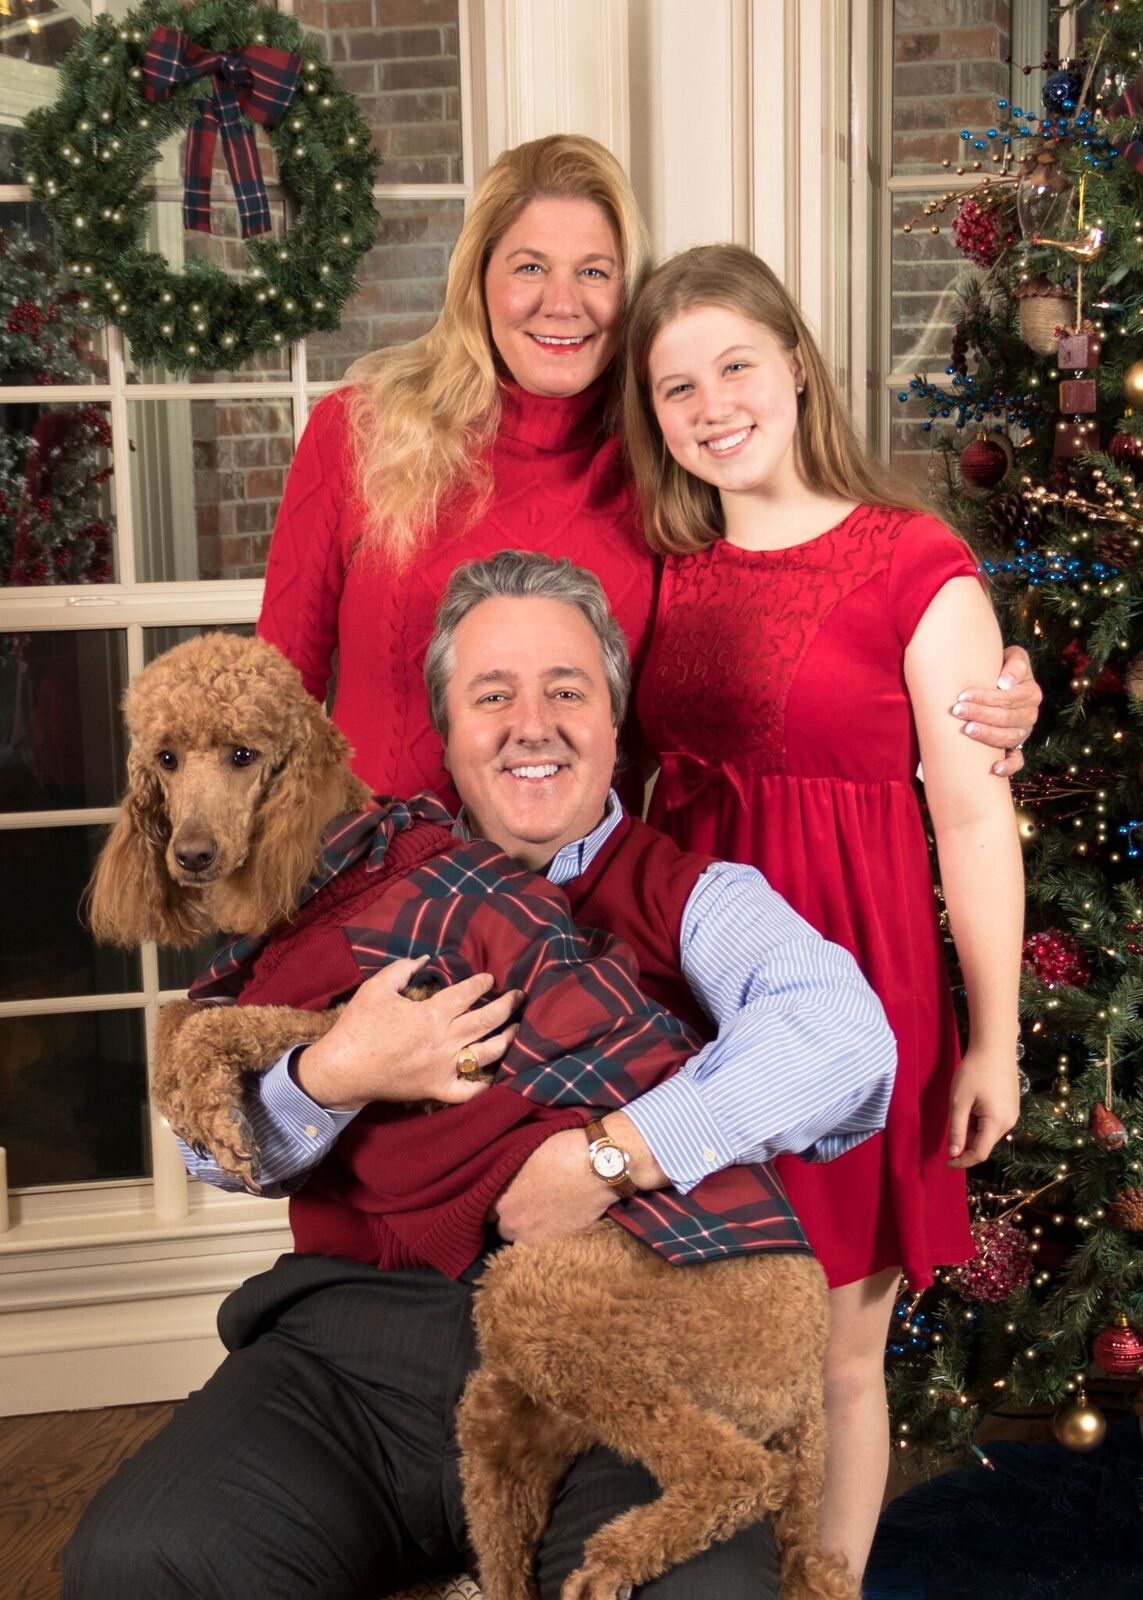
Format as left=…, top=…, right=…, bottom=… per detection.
left=143, top=24, right=301, bottom=237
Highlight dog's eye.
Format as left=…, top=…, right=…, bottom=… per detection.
left=231, top=747, right=257, bottom=768
left=157, top=750, right=178, bottom=771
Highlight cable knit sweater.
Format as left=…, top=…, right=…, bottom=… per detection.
left=258, top=377, right=657, bottom=808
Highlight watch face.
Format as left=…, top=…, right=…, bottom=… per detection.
left=592, top=1144, right=626, bottom=1180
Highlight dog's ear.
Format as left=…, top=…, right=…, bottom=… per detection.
left=85, top=748, right=207, bottom=948
left=241, top=700, right=370, bottom=930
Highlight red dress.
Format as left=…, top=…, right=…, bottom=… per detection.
left=636, top=505, right=978, bottom=1291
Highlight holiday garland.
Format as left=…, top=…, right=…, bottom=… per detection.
left=21, top=0, right=379, bottom=374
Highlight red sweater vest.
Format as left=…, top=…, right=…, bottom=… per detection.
left=563, top=814, right=714, bottom=1041
left=286, top=816, right=711, bottom=1275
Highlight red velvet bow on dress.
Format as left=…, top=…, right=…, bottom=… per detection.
left=657, top=751, right=749, bottom=811
left=143, top=25, right=301, bottom=238
left=1107, top=69, right=1143, bottom=175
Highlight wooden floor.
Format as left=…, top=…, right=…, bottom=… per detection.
left=1, top=1399, right=1059, bottom=1600
left=1, top=1402, right=177, bottom=1600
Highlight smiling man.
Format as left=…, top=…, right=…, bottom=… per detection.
left=65, top=552, right=895, bottom=1600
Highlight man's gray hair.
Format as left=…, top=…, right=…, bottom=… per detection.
left=424, top=550, right=631, bottom=739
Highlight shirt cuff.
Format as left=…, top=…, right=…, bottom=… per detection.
left=264, top=1047, right=359, bottom=1142
left=623, top=1075, right=738, bottom=1194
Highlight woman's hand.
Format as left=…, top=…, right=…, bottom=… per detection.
left=953, top=643, right=1043, bottom=777
left=296, top=957, right=521, bottom=1112
left=947, top=1046, right=1022, bottom=1169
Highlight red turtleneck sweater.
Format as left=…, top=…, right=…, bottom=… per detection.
left=258, top=379, right=656, bottom=808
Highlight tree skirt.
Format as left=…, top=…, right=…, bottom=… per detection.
left=865, top=1419, right=1143, bottom=1599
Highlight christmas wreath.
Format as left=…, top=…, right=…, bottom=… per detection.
left=21, top=0, right=379, bottom=374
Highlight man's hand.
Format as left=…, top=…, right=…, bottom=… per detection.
left=296, top=957, right=521, bottom=1112
left=494, top=1111, right=668, bottom=1245
left=953, top=643, right=1042, bottom=777
left=493, top=1128, right=613, bottom=1244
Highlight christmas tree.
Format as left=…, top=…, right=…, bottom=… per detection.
left=0, top=224, right=114, bottom=586
left=887, top=1, right=1143, bottom=1464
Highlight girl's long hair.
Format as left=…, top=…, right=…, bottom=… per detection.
left=623, top=244, right=930, bottom=555
left=346, top=134, right=651, bottom=569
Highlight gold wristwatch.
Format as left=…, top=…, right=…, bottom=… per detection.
left=585, top=1117, right=637, bottom=1200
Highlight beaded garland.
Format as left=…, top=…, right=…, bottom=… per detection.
left=20, top=0, right=379, bottom=374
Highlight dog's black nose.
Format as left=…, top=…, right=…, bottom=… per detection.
left=174, top=840, right=217, bottom=873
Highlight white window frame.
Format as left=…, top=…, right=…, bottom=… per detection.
left=0, top=0, right=479, bottom=1413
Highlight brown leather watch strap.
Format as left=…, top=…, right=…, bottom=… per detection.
left=585, top=1118, right=637, bottom=1200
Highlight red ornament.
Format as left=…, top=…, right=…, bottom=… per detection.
left=947, top=1219, right=1034, bottom=1304
left=1062, top=637, right=1125, bottom=699
left=959, top=434, right=1012, bottom=490
left=952, top=196, right=1014, bottom=268
left=1109, top=430, right=1143, bottom=470
left=1089, top=1101, right=1128, bottom=1151
left=1093, top=1315, right=1143, bottom=1377
left=1057, top=331, right=1100, bottom=369
left=1021, top=929, right=1091, bottom=988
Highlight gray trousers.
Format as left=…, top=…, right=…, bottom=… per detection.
left=62, top=1252, right=781, bottom=1599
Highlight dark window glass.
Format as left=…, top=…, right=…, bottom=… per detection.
left=0, top=825, right=140, bottom=1001
left=0, top=1008, right=148, bottom=1187
left=0, top=630, right=127, bottom=811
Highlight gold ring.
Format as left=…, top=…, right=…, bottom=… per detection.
left=455, top=1048, right=482, bottom=1079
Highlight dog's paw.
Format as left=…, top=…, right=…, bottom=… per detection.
left=176, top=1106, right=262, bottom=1190
left=559, top=1566, right=633, bottom=1600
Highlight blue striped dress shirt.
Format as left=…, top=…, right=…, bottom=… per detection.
left=181, top=791, right=895, bottom=1194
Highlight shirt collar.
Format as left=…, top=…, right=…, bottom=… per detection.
left=452, top=788, right=625, bottom=885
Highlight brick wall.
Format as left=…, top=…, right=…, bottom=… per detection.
left=891, top=0, right=1011, bottom=486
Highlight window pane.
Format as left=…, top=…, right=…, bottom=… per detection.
left=305, top=196, right=463, bottom=382
left=1, top=208, right=109, bottom=384
left=0, top=2, right=90, bottom=183
left=0, top=824, right=140, bottom=1001
left=0, top=630, right=127, bottom=811
left=129, top=399, right=293, bottom=580
left=1, top=401, right=115, bottom=586
left=143, top=622, right=256, bottom=662
left=889, top=196, right=971, bottom=373
left=0, top=1009, right=148, bottom=1187
left=300, top=0, right=463, bottom=184
left=892, top=4, right=1011, bottom=177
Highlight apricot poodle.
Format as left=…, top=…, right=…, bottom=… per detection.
left=88, top=631, right=855, bottom=1600
left=87, top=631, right=368, bottom=1177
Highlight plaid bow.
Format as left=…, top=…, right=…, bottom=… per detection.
left=1108, top=69, right=1143, bottom=175
left=143, top=25, right=301, bottom=237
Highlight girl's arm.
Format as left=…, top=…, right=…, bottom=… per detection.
left=904, top=577, right=1024, bottom=1169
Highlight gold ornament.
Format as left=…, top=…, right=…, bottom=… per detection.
left=1125, top=360, right=1143, bottom=408
left=1031, top=224, right=1106, bottom=262
left=1015, top=808, right=1039, bottom=850
left=1052, top=1392, right=1107, bottom=1451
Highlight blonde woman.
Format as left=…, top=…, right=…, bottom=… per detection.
left=259, top=134, right=656, bottom=808
left=625, top=243, right=1026, bottom=1583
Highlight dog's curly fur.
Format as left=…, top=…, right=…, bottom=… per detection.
left=88, top=631, right=856, bottom=1600
left=87, top=632, right=368, bottom=1181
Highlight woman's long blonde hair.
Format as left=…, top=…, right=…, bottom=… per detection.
left=623, top=244, right=930, bottom=555
left=346, top=134, right=651, bottom=568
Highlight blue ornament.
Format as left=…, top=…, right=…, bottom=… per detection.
left=1042, top=69, right=1081, bottom=113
